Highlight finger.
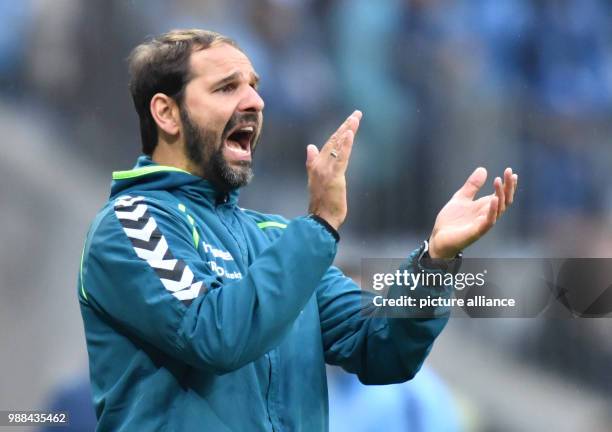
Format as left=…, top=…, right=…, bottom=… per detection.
left=335, top=129, right=355, bottom=172
left=347, top=110, right=362, bottom=132
left=455, top=167, right=488, bottom=200
left=506, top=171, right=518, bottom=205
left=323, top=111, right=361, bottom=170
left=469, top=195, right=499, bottom=241
left=511, top=173, right=518, bottom=201
left=306, top=144, right=319, bottom=170
left=503, top=167, right=513, bottom=206
left=321, top=110, right=361, bottom=157
left=494, top=176, right=505, bottom=218
left=486, top=196, right=499, bottom=229
left=338, top=113, right=362, bottom=162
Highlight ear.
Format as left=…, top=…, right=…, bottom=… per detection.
left=150, top=93, right=181, bottom=137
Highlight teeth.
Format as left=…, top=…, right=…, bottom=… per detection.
left=239, top=126, right=254, bottom=132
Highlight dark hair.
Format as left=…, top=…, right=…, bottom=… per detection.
left=127, top=29, right=239, bottom=155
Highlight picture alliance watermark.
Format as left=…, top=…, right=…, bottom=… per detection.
left=361, top=258, right=612, bottom=318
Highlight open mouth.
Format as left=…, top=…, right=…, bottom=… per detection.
left=225, top=125, right=256, bottom=157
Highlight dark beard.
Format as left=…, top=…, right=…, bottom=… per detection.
left=180, top=108, right=255, bottom=192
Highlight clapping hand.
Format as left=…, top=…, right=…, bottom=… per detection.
left=428, top=167, right=518, bottom=259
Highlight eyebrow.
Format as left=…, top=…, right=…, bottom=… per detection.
left=213, top=71, right=260, bottom=89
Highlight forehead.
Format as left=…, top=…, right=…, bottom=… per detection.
left=189, top=43, right=256, bottom=82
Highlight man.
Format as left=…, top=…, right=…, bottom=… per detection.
left=78, top=29, right=517, bottom=431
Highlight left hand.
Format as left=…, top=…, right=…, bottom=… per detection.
left=428, top=167, right=518, bottom=259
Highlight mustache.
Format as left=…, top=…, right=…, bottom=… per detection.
left=222, top=112, right=260, bottom=138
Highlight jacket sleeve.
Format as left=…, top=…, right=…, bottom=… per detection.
left=82, top=196, right=337, bottom=374
left=317, top=248, right=452, bottom=384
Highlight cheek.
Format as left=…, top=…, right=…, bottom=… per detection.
left=195, top=107, right=233, bottom=137
left=186, top=77, right=239, bottom=111
left=184, top=92, right=229, bottom=129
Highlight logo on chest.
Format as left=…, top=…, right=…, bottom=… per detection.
left=202, top=241, right=242, bottom=279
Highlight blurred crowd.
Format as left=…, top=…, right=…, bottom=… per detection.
left=2, top=0, right=612, bottom=430
left=2, top=0, right=612, bottom=236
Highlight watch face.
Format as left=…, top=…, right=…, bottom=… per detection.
left=418, top=241, right=463, bottom=273
left=418, top=240, right=429, bottom=260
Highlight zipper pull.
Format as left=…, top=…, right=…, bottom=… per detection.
left=216, top=194, right=229, bottom=206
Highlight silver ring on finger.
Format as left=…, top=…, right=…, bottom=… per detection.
left=330, top=149, right=339, bottom=159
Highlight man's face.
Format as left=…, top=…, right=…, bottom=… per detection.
left=179, top=43, right=264, bottom=191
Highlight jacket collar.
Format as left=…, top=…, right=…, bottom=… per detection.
left=110, top=155, right=240, bottom=206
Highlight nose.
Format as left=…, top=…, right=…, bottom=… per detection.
left=238, top=85, right=265, bottom=113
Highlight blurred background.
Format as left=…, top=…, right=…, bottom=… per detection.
left=1, top=0, right=612, bottom=430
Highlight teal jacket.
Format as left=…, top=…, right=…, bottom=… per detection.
left=78, top=156, right=452, bottom=431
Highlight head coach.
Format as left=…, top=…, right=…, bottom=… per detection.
left=78, top=29, right=517, bottom=431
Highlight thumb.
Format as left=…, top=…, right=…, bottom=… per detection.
left=456, top=167, right=488, bottom=199
left=306, top=144, right=319, bottom=169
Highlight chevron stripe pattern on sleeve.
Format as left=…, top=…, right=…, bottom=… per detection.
left=114, top=195, right=205, bottom=305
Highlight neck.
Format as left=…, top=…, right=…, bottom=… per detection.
left=151, top=141, right=194, bottom=174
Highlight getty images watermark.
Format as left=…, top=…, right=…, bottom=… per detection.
left=361, top=258, right=612, bottom=318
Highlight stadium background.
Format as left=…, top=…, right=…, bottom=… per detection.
left=1, top=0, right=611, bottom=430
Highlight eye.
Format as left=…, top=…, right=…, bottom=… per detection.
left=218, top=82, right=238, bottom=93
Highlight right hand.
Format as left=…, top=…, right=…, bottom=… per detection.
left=306, top=110, right=362, bottom=230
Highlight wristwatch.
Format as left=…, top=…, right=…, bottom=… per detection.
left=417, top=240, right=463, bottom=273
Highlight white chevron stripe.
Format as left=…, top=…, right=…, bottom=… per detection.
left=122, top=217, right=157, bottom=241
left=134, top=236, right=168, bottom=261
left=147, top=259, right=178, bottom=271
left=115, top=204, right=147, bottom=221
left=115, top=195, right=144, bottom=207
left=114, top=198, right=205, bottom=303
left=160, top=266, right=195, bottom=292
left=173, top=281, right=203, bottom=301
